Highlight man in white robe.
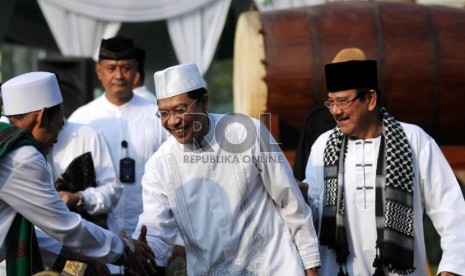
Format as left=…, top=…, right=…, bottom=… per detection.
left=68, top=36, right=167, bottom=274
left=47, top=120, right=121, bottom=229
left=134, top=63, right=321, bottom=275
left=36, top=119, right=122, bottom=270
left=0, top=72, right=156, bottom=275
left=69, top=37, right=168, bottom=237
left=304, top=59, right=465, bottom=275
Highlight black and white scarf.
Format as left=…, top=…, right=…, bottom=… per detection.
left=320, top=107, right=415, bottom=275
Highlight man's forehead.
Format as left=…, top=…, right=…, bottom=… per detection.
left=327, top=89, right=357, bottom=99
left=99, top=59, right=136, bottom=66
left=157, top=93, right=190, bottom=109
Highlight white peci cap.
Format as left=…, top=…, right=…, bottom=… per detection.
left=1, top=72, right=63, bottom=116
left=154, top=63, right=206, bottom=100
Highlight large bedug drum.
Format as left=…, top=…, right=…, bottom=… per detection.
left=233, top=2, right=465, bottom=149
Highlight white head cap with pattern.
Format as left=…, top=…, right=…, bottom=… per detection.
left=154, top=63, right=206, bottom=100
left=1, top=72, right=63, bottom=116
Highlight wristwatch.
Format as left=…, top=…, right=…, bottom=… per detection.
left=76, top=192, right=85, bottom=207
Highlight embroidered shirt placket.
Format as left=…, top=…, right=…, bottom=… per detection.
left=226, top=131, right=264, bottom=274
left=166, top=153, right=208, bottom=274
left=355, top=140, right=374, bottom=209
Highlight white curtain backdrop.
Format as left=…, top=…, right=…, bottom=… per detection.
left=38, top=0, right=120, bottom=57
left=37, top=0, right=231, bottom=75
left=167, top=0, right=232, bottom=75
left=37, top=0, right=217, bottom=22
left=37, top=0, right=464, bottom=69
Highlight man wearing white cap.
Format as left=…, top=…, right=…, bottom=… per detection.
left=36, top=118, right=122, bottom=272
left=134, top=63, right=321, bottom=275
left=0, top=72, right=156, bottom=275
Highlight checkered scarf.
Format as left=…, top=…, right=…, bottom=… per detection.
left=320, top=108, right=415, bottom=275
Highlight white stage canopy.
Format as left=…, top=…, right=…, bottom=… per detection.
left=37, top=0, right=464, bottom=75
left=38, top=0, right=231, bottom=74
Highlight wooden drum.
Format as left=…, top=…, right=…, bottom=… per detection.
left=233, top=2, right=465, bottom=148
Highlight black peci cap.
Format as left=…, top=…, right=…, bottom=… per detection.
left=325, top=60, right=378, bottom=92
left=99, top=36, right=137, bottom=61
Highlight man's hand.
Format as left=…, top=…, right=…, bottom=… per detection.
left=305, top=267, right=319, bottom=276
left=58, top=191, right=81, bottom=208
left=168, top=245, right=186, bottom=265
left=124, top=225, right=157, bottom=275
left=83, top=259, right=111, bottom=275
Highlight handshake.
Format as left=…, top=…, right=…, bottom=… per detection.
left=116, top=225, right=158, bottom=276
left=59, top=225, right=158, bottom=276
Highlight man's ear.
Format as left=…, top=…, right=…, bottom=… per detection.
left=367, top=90, right=378, bottom=111
left=133, top=71, right=141, bottom=88
left=36, top=108, right=47, bottom=128
left=95, top=63, right=102, bottom=80
left=201, top=94, right=209, bottom=113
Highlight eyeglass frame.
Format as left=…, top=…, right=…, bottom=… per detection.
left=156, top=99, right=198, bottom=119
left=324, top=93, right=363, bottom=110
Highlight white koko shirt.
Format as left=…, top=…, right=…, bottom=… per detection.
left=0, top=145, right=124, bottom=264
left=305, top=122, right=465, bottom=276
left=135, top=113, right=321, bottom=274
left=69, top=93, right=168, bottom=236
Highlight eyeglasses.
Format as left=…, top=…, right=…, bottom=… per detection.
left=156, top=106, right=188, bottom=119
left=324, top=95, right=361, bottom=110
left=156, top=99, right=198, bottom=119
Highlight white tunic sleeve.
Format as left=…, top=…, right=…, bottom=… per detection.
left=255, top=122, right=321, bottom=269
left=0, top=147, right=124, bottom=263
left=303, top=132, right=331, bottom=233
left=133, top=155, right=177, bottom=267
left=36, top=227, right=63, bottom=267
left=418, top=135, right=465, bottom=275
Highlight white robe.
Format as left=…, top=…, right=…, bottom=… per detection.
left=48, top=120, right=121, bottom=228
left=69, top=93, right=168, bottom=236
left=305, top=122, right=465, bottom=276
left=36, top=120, right=122, bottom=267
left=135, top=113, right=320, bottom=274
left=0, top=145, right=124, bottom=264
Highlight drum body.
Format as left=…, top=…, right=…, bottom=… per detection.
left=234, top=2, right=465, bottom=147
